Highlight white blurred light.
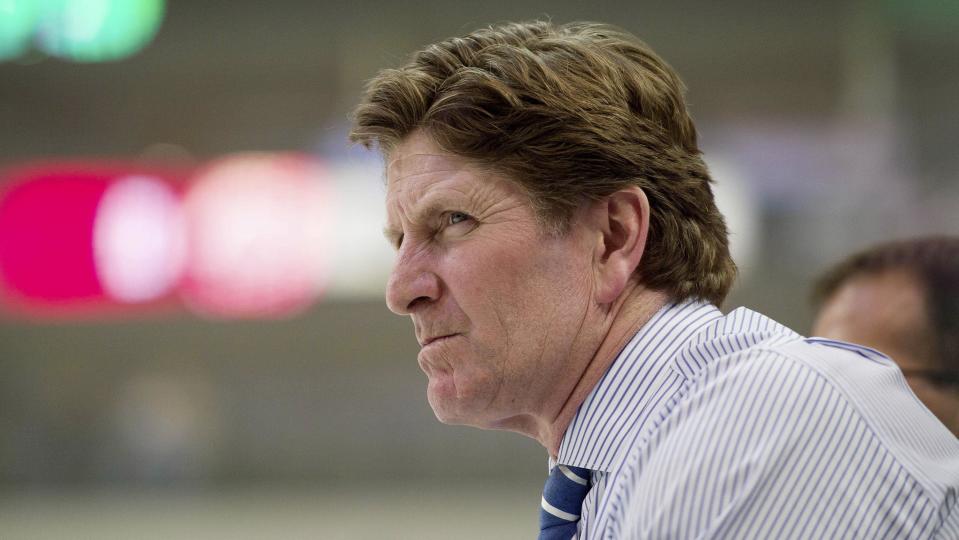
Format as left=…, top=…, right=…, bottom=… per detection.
left=182, top=153, right=331, bottom=318
left=324, top=161, right=395, bottom=299
left=93, top=175, right=186, bottom=303
left=707, top=157, right=760, bottom=276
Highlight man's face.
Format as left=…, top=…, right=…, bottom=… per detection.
left=812, top=269, right=959, bottom=434
left=384, top=131, right=596, bottom=430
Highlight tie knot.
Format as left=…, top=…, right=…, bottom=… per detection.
left=539, top=465, right=592, bottom=539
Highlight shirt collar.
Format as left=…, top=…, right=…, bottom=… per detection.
left=556, top=299, right=724, bottom=472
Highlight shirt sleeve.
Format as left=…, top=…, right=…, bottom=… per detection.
left=605, top=349, right=942, bottom=540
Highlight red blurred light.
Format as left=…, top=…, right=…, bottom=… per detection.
left=0, top=171, right=109, bottom=303
left=0, top=156, right=332, bottom=320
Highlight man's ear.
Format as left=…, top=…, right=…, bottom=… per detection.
left=591, top=186, right=650, bottom=304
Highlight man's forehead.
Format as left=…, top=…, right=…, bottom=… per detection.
left=818, top=271, right=926, bottom=334
left=816, top=270, right=934, bottom=368
left=386, top=151, right=466, bottom=184
left=385, top=143, right=499, bottom=202
left=383, top=132, right=532, bottom=216
left=386, top=130, right=461, bottom=179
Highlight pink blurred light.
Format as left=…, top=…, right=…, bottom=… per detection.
left=180, top=153, right=331, bottom=319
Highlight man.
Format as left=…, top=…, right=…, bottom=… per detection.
left=351, top=21, right=959, bottom=539
left=812, top=236, right=959, bottom=436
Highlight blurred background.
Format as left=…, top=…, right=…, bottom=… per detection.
left=0, top=0, right=957, bottom=538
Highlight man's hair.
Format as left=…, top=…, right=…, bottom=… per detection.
left=812, top=236, right=959, bottom=374
left=350, top=20, right=736, bottom=305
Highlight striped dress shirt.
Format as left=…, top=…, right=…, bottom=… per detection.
left=556, top=300, right=959, bottom=539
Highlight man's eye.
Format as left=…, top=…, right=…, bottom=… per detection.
left=449, top=212, right=471, bottom=225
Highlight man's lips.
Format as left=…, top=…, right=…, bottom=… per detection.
left=419, top=334, right=457, bottom=347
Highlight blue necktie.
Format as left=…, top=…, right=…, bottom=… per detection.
left=539, top=464, right=591, bottom=540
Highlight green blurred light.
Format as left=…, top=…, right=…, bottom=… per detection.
left=0, top=0, right=39, bottom=61
left=36, top=0, right=165, bottom=62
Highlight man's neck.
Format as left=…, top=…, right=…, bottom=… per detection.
left=539, top=287, right=670, bottom=458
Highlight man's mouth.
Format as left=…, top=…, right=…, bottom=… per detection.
left=420, top=334, right=457, bottom=347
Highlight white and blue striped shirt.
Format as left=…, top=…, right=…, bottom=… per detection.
left=556, top=300, right=959, bottom=539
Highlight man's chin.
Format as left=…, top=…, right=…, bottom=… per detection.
left=428, top=403, right=473, bottom=426
left=427, top=381, right=466, bottom=425
left=426, top=376, right=488, bottom=427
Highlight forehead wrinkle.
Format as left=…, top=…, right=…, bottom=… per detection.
left=388, top=161, right=486, bottom=213
left=386, top=152, right=464, bottom=182
left=387, top=154, right=475, bottom=209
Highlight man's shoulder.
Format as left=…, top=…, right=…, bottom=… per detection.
left=777, top=337, right=959, bottom=498
left=605, top=332, right=959, bottom=539
left=626, top=305, right=959, bottom=497
left=663, top=331, right=959, bottom=501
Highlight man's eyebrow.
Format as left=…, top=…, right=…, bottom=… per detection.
left=413, top=196, right=454, bottom=221
left=403, top=193, right=467, bottom=224
left=382, top=226, right=403, bottom=249
left=382, top=190, right=474, bottom=249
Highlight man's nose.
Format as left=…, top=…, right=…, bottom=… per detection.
left=385, top=248, right=440, bottom=315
